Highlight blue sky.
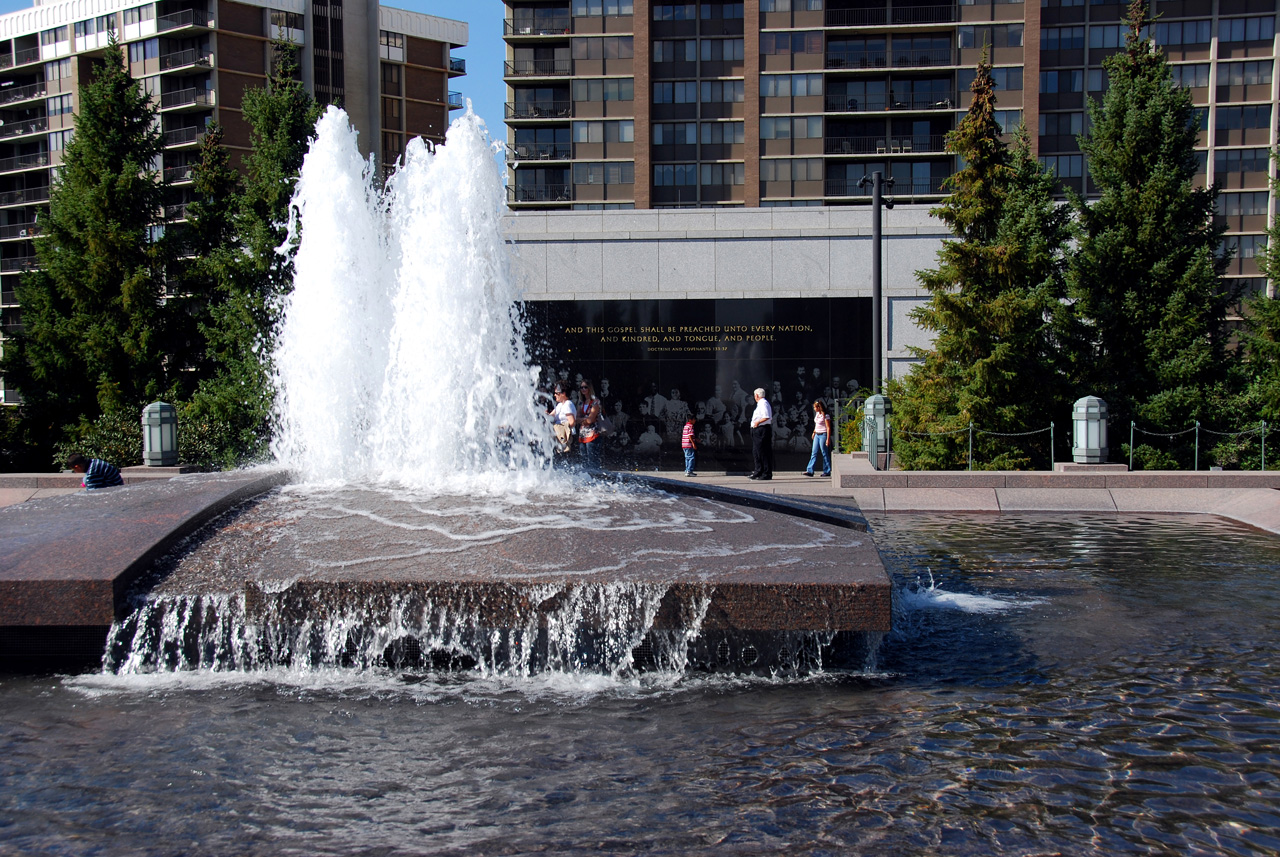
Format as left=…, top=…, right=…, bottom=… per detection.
left=0, top=0, right=509, bottom=141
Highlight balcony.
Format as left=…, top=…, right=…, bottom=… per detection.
left=160, top=88, right=216, bottom=111
left=505, top=60, right=573, bottom=77
left=826, top=48, right=952, bottom=69
left=0, top=186, right=49, bottom=206
left=506, top=100, right=573, bottom=119
left=508, top=184, right=571, bottom=203
left=159, top=48, right=213, bottom=71
left=825, top=176, right=948, bottom=196
left=449, top=57, right=466, bottom=74
left=164, top=164, right=195, bottom=183
left=448, top=91, right=465, bottom=109
left=0, top=47, right=43, bottom=70
left=825, top=134, right=948, bottom=155
left=505, top=18, right=572, bottom=36
left=825, top=5, right=959, bottom=27
left=163, top=126, right=207, bottom=147
left=508, top=144, right=571, bottom=162
left=0, top=82, right=48, bottom=107
left=157, top=9, right=213, bottom=33
left=0, top=151, right=51, bottom=172
left=0, top=222, right=39, bottom=240
left=0, top=118, right=48, bottom=140
left=164, top=202, right=190, bottom=220
left=0, top=255, right=37, bottom=273
left=824, top=92, right=957, bottom=111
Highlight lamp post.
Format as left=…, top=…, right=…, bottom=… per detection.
left=1072, top=396, right=1108, bottom=464
left=859, top=171, right=894, bottom=393
left=142, top=401, right=178, bottom=466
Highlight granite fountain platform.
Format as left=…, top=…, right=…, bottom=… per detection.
left=0, top=469, right=889, bottom=671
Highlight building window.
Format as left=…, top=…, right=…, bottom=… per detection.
left=1039, top=70, right=1082, bottom=93
left=1040, top=27, right=1084, bottom=51
left=760, top=116, right=822, bottom=139
left=761, top=158, right=822, bottom=181
left=379, top=30, right=405, bottom=62
left=700, top=80, right=744, bottom=103
left=1217, top=191, right=1270, bottom=217
left=652, top=4, right=697, bottom=20
left=574, top=0, right=635, bottom=15
left=1218, top=16, right=1275, bottom=43
left=382, top=97, right=402, bottom=131
left=1215, top=105, right=1272, bottom=130
left=1170, top=64, right=1208, bottom=88
left=128, top=39, right=159, bottom=63
left=1039, top=112, right=1083, bottom=136
left=760, top=32, right=823, bottom=55
left=701, top=121, right=744, bottom=144
left=959, top=67, right=1023, bottom=91
left=41, top=26, right=69, bottom=46
left=701, top=3, right=744, bottom=19
left=1223, top=234, right=1267, bottom=258
left=381, top=63, right=402, bottom=96
left=49, top=129, right=74, bottom=150
left=652, top=122, right=696, bottom=144
left=45, top=58, right=72, bottom=80
left=122, top=5, right=154, bottom=26
left=653, top=40, right=696, bottom=63
left=1218, top=61, right=1273, bottom=87
left=1153, top=20, right=1211, bottom=46
left=760, top=73, right=823, bottom=97
left=654, top=81, right=699, bottom=103
left=761, top=0, right=824, bottom=10
left=573, top=162, right=634, bottom=184
left=572, top=120, right=634, bottom=142
left=654, top=163, right=698, bottom=185
left=700, top=39, right=744, bottom=62
left=1039, top=154, right=1083, bottom=177
left=572, top=37, right=634, bottom=59
left=1214, top=148, right=1271, bottom=175
left=271, top=10, right=304, bottom=30
left=993, top=110, right=1022, bottom=131
left=959, top=25, right=1023, bottom=49
left=572, top=79, right=635, bottom=101
left=700, top=163, right=744, bottom=186
left=46, top=94, right=73, bottom=116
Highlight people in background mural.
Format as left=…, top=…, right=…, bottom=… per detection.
left=705, top=386, right=726, bottom=424
left=662, top=388, right=690, bottom=441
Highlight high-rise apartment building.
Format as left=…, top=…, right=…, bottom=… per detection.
left=503, top=0, right=1277, bottom=297
left=0, top=0, right=467, bottom=404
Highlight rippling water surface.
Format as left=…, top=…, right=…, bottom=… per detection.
left=3, top=513, right=1279, bottom=856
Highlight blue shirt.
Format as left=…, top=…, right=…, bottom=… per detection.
left=82, top=459, right=123, bottom=490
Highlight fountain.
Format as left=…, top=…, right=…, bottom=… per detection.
left=93, top=107, right=891, bottom=676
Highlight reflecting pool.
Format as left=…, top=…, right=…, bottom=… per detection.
left=2, top=513, right=1278, bottom=856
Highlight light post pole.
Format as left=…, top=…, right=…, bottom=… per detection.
left=859, top=171, right=894, bottom=392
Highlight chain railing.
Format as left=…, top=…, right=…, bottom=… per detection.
left=1130, top=420, right=1268, bottom=471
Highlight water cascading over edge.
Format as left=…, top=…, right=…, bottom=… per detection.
left=271, top=106, right=553, bottom=492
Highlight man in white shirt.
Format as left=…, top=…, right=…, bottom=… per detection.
left=749, top=387, right=773, bottom=480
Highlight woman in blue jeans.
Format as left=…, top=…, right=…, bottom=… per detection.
left=805, top=400, right=833, bottom=477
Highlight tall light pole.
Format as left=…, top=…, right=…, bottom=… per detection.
left=859, top=171, right=893, bottom=392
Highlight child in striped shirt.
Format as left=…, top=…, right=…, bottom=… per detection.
left=682, top=417, right=697, bottom=477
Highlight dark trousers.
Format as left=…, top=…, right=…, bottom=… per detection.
left=751, top=424, right=774, bottom=477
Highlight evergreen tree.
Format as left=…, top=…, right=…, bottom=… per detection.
left=2, top=39, right=169, bottom=444
left=1067, top=0, right=1234, bottom=467
left=185, top=44, right=320, bottom=466
left=890, top=61, right=1071, bottom=470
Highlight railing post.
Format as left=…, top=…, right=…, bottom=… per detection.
left=1195, top=421, right=1200, bottom=471
left=1263, top=420, right=1267, bottom=471
left=1130, top=420, right=1135, bottom=471
left=1049, top=421, right=1054, bottom=471
left=968, top=421, right=973, bottom=471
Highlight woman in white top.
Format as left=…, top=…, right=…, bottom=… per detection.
left=805, top=400, right=833, bottom=477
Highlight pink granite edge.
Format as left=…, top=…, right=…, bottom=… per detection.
left=882, top=487, right=1000, bottom=512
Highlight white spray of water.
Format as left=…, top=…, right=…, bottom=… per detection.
left=272, top=106, right=553, bottom=491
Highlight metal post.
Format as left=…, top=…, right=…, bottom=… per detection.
left=1195, top=421, right=1200, bottom=471
left=1130, top=420, right=1135, bottom=471
left=1049, top=421, right=1054, bottom=471
left=1263, top=420, right=1267, bottom=470
left=968, top=421, right=973, bottom=471
left=871, top=173, right=883, bottom=393
left=861, top=171, right=892, bottom=394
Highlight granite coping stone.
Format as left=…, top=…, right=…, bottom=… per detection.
left=996, top=487, right=1119, bottom=512
left=0, top=468, right=290, bottom=626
